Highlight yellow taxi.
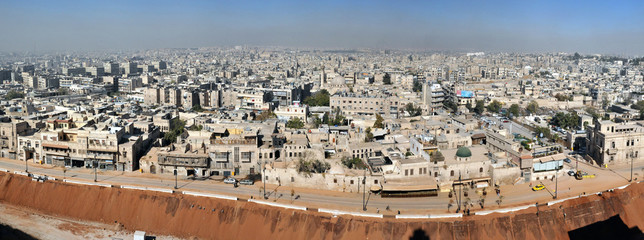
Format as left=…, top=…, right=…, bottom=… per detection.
left=532, top=184, right=545, bottom=191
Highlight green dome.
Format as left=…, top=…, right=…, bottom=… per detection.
left=456, top=147, right=472, bottom=158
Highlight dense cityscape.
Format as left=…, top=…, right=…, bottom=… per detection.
left=1, top=1, right=644, bottom=239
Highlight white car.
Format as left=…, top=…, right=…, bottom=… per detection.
left=223, top=178, right=237, bottom=184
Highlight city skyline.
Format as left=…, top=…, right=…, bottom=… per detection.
left=1, top=0, right=643, bottom=55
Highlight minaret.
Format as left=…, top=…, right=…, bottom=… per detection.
left=320, top=66, right=326, bottom=88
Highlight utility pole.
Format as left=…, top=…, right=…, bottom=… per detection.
left=174, top=166, right=178, bottom=189
left=23, top=146, right=29, bottom=173
left=262, top=162, right=267, bottom=199
left=554, top=168, right=558, bottom=199
left=456, top=171, right=462, bottom=213
left=362, top=169, right=366, bottom=211
left=630, top=151, right=634, bottom=182
left=93, top=154, right=97, bottom=182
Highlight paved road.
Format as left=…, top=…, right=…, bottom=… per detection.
left=0, top=158, right=638, bottom=214
left=487, top=116, right=534, bottom=138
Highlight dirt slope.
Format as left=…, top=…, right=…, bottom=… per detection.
left=0, top=172, right=642, bottom=240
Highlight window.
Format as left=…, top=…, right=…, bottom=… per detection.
left=374, top=179, right=378, bottom=184
left=480, top=167, right=483, bottom=173
left=350, top=180, right=354, bottom=184
left=333, top=179, right=337, bottom=183
left=410, top=169, right=414, bottom=175
left=450, top=170, right=454, bottom=177
left=405, top=169, right=408, bottom=176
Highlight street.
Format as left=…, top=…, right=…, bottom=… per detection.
left=0, top=157, right=640, bottom=214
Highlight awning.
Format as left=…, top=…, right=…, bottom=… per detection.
left=382, top=184, right=438, bottom=191
left=381, top=176, right=438, bottom=191
left=43, top=143, right=69, bottom=149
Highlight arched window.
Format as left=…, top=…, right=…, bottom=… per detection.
left=450, top=170, right=454, bottom=177
left=479, top=167, right=483, bottom=173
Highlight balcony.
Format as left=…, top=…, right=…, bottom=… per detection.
left=87, top=144, right=118, bottom=153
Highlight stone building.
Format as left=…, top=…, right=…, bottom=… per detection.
left=587, top=120, right=644, bottom=166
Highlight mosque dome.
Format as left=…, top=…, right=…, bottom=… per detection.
left=330, top=75, right=346, bottom=85
left=455, top=147, right=472, bottom=158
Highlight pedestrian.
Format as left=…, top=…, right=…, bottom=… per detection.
left=377, top=208, right=380, bottom=213
left=397, top=210, right=400, bottom=215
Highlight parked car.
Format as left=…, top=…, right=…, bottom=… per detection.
left=532, top=184, right=545, bottom=191
left=564, top=158, right=571, bottom=163
left=240, top=179, right=254, bottom=185
left=223, top=178, right=237, bottom=184
left=568, top=170, right=576, bottom=176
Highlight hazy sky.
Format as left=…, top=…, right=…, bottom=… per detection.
left=1, top=0, right=643, bottom=55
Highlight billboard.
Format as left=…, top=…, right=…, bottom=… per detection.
left=457, top=90, right=474, bottom=98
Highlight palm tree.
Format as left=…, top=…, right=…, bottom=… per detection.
left=496, top=195, right=504, bottom=206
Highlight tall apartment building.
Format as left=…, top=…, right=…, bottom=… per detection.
left=181, top=89, right=200, bottom=109
left=587, top=120, right=644, bottom=166
left=123, top=62, right=138, bottom=75
left=0, top=118, right=30, bottom=159
left=153, top=61, right=167, bottom=71
left=37, top=76, right=60, bottom=89
left=330, top=92, right=401, bottom=117
left=104, top=62, right=120, bottom=75
left=422, top=82, right=444, bottom=113
left=144, top=87, right=161, bottom=105
left=85, top=67, right=105, bottom=77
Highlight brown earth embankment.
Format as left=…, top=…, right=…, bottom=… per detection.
left=0, top=172, right=642, bottom=239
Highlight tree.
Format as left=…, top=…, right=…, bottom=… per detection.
left=291, top=189, right=296, bottom=203
left=57, top=88, right=70, bottom=95
left=496, top=195, right=504, bottom=206
left=383, top=73, right=392, bottom=85
left=311, top=115, right=323, bottom=128
left=404, top=103, right=422, bottom=117
left=192, top=104, right=204, bottom=112
left=602, top=96, right=610, bottom=110
left=554, top=93, right=572, bottom=102
left=4, top=90, right=24, bottom=100
left=328, top=112, right=345, bottom=126
left=286, top=118, right=305, bottom=129
left=163, top=118, right=186, bottom=143
left=586, top=107, right=602, bottom=122
left=373, top=114, right=384, bottom=128
left=444, top=99, right=458, bottom=113
left=302, top=89, right=330, bottom=106
left=364, top=127, right=374, bottom=142
left=188, top=125, right=203, bottom=131
left=255, top=111, right=276, bottom=121
left=551, top=112, right=580, bottom=130
left=297, top=159, right=330, bottom=174
left=534, top=126, right=551, bottom=139
left=631, top=100, right=644, bottom=111
left=486, top=100, right=502, bottom=113
left=508, top=104, right=520, bottom=117
left=341, top=157, right=367, bottom=169
left=526, top=101, right=539, bottom=115
left=412, top=79, right=423, bottom=92
left=473, top=100, right=485, bottom=115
